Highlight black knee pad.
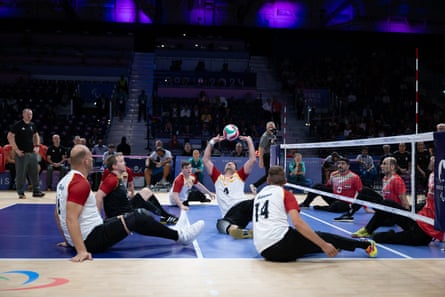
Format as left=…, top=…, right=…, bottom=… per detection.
left=123, top=208, right=153, bottom=231
left=216, top=218, right=231, bottom=234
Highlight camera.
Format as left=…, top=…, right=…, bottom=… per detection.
left=270, top=128, right=278, bottom=135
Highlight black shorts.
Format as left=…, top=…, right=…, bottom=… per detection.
left=84, top=216, right=128, bottom=253
left=223, top=199, right=254, bottom=229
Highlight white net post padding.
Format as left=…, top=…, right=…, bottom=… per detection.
left=276, top=132, right=435, bottom=225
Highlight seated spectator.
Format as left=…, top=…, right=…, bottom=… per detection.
left=167, top=134, right=182, bottom=152
left=144, top=145, right=173, bottom=186
left=46, top=134, right=69, bottom=191
left=321, top=151, right=341, bottom=184
left=37, top=143, right=49, bottom=174
left=182, top=141, right=193, bottom=156
left=356, top=146, right=377, bottom=187
left=287, top=152, right=311, bottom=188
left=103, top=144, right=116, bottom=163
left=231, top=142, right=246, bottom=157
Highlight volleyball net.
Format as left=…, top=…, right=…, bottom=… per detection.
left=272, top=131, right=445, bottom=230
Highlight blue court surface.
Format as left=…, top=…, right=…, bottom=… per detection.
left=0, top=203, right=444, bottom=259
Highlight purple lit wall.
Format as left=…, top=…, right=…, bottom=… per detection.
left=114, top=0, right=152, bottom=23
left=257, top=1, right=307, bottom=29
left=0, top=0, right=440, bottom=35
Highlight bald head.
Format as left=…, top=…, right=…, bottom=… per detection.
left=70, top=144, right=91, bottom=167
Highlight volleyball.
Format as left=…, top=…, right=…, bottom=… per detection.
left=223, top=124, right=240, bottom=141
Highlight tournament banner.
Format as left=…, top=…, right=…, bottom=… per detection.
left=434, top=131, right=445, bottom=231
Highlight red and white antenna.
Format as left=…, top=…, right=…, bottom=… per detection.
left=416, top=48, right=419, bottom=134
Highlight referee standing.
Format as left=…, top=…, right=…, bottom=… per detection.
left=7, top=108, right=45, bottom=199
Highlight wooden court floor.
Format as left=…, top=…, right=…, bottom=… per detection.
left=1, top=190, right=445, bottom=297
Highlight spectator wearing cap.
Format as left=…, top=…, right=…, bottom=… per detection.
left=299, top=156, right=363, bottom=213
left=144, top=143, right=173, bottom=186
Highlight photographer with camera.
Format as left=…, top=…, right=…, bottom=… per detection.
left=249, top=121, right=278, bottom=194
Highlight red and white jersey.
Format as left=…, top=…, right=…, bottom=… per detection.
left=169, top=172, right=199, bottom=204
left=381, top=173, right=406, bottom=205
left=56, top=170, right=103, bottom=247
left=210, top=166, right=249, bottom=216
left=328, top=170, right=362, bottom=198
left=253, top=185, right=299, bottom=253
left=417, top=173, right=445, bottom=241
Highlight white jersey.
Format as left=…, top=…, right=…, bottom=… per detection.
left=253, top=185, right=295, bottom=253
left=211, top=166, right=249, bottom=217
left=56, top=170, right=103, bottom=247
left=169, top=172, right=198, bottom=204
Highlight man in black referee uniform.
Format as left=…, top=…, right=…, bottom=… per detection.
left=7, top=108, right=45, bottom=199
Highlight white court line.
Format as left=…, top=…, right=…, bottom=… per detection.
left=300, top=211, right=413, bottom=259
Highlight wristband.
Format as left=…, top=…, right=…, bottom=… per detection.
left=209, top=139, right=215, bottom=146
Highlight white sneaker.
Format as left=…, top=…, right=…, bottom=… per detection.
left=249, top=184, right=257, bottom=194
left=177, top=220, right=205, bottom=245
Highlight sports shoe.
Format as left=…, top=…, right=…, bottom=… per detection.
left=249, top=184, right=257, bottom=194
left=351, top=227, right=372, bottom=238
left=33, top=191, right=45, bottom=198
left=160, top=215, right=179, bottom=225
left=229, top=228, right=253, bottom=239
left=18, top=194, right=26, bottom=199
left=177, top=220, right=205, bottom=245
left=333, top=213, right=354, bottom=222
left=365, top=239, right=378, bottom=258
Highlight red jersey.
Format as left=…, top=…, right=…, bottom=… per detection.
left=381, top=174, right=406, bottom=205
left=328, top=170, right=363, bottom=198
left=101, top=167, right=134, bottom=183
left=417, top=173, right=445, bottom=241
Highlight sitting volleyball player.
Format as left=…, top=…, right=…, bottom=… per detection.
left=252, top=166, right=377, bottom=262
left=169, top=160, right=215, bottom=211
left=368, top=163, right=444, bottom=245
left=203, top=134, right=257, bottom=239
left=55, top=145, right=205, bottom=262
left=96, top=153, right=179, bottom=225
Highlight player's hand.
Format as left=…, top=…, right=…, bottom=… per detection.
left=71, top=251, right=93, bottom=262
left=321, top=243, right=338, bottom=257
left=57, top=241, right=70, bottom=248
left=212, top=135, right=225, bottom=143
